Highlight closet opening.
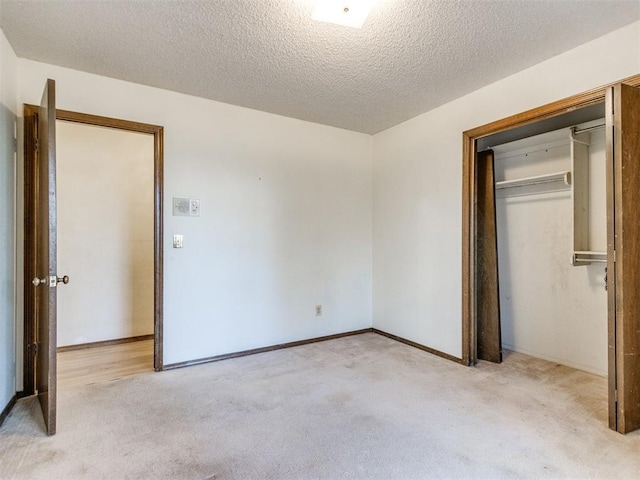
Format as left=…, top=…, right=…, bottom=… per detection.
left=490, top=120, right=607, bottom=376
left=461, top=74, right=640, bottom=434
left=465, top=100, right=606, bottom=365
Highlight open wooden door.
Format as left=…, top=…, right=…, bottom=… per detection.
left=606, top=83, right=640, bottom=434
left=34, top=79, right=58, bottom=435
left=476, top=149, right=502, bottom=363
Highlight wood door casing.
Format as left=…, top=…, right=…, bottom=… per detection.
left=36, top=79, right=57, bottom=436
left=607, top=83, right=640, bottom=434
left=605, top=85, right=616, bottom=431
left=476, top=149, right=502, bottom=363
left=22, top=107, right=38, bottom=397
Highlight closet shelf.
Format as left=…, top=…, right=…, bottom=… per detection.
left=495, top=171, right=571, bottom=190
left=495, top=171, right=572, bottom=198
left=572, top=251, right=607, bottom=266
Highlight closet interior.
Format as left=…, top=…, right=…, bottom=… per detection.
left=469, top=80, right=640, bottom=433
left=492, top=120, right=607, bottom=376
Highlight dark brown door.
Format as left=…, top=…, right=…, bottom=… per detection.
left=476, top=149, right=502, bottom=363
left=607, top=83, right=640, bottom=434
left=35, top=79, right=57, bottom=436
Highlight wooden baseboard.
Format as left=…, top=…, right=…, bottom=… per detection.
left=0, top=394, right=17, bottom=427
left=57, top=334, right=154, bottom=353
left=163, top=328, right=374, bottom=370
left=163, top=327, right=466, bottom=371
left=16, top=390, right=31, bottom=399
left=372, top=328, right=466, bottom=365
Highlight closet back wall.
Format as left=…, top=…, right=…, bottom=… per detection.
left=494, top=128, right=607, bottom=375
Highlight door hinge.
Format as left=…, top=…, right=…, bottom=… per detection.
left=615, top=389, right=618, bottom=402
left=613, top=250, right=616, bottom=263
left=34, top=138, right=39, bottom=151
left=31, top=342, right=38, bottom=356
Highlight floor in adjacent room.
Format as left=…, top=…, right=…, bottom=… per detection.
left=1, top=332, right=639, bottom=479
left=57, top=338, right=154, bottom=389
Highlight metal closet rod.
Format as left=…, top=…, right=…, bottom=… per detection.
left=575, top=257, right=607, bottom=263
left=572, top=251, right=607, bottom=265
left=573, top=123, right=605, bottom=134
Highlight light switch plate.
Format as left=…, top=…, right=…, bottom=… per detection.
left=173, top=197, right=201, bottom=217
left=173, top=234, right=184, bottom=248
left=190, top=199, right=200, bottom=216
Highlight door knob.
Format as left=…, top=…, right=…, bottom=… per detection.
left=32, top=275, right=70, bottom=287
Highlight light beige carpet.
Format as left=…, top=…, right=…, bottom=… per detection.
left=1, top=333, right=639, bottom=479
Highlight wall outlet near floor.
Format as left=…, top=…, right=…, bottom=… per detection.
left=315, top=305, right=322, bottom=316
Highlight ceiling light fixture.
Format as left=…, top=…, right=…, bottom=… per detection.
left=312, top=0, right=375, bottom=28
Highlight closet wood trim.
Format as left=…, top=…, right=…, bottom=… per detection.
left=608, top=83, right=640, bottom=434
left=461, top=73, right=640, bottom=366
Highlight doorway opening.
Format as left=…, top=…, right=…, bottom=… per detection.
left=23, top=106, right=164, bottom=396
left=55, top=119, right=156, bottom=387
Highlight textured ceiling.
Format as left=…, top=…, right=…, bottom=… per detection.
left=1, top=0, right=639, bottom=134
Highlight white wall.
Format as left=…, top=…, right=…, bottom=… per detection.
left=57, top=121, right=155, bottom=346
left=17, top=60, right=373, bottom=366
left=0, top=29, right=17, bottom=410
left=494, top=128, right=608, bottom=376
left=372, top=21, right=640, bottom=358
